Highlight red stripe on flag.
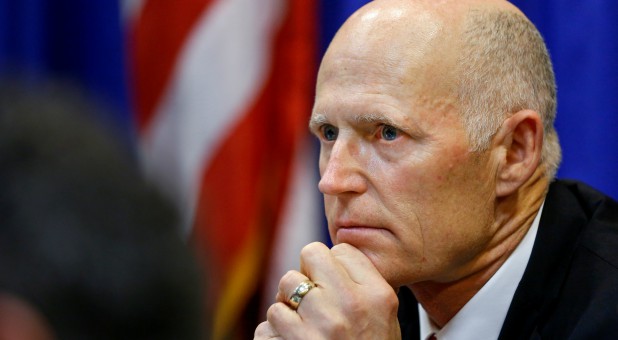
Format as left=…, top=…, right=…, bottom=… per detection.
left=129, top=0, right=215, bottom=131
left=190, top=0, right=317, bottom=338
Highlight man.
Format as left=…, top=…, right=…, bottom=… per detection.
left=256, top=0, right=618, bottom=339
left=0, top=82, right=205, bottom=339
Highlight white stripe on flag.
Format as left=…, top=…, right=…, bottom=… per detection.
left=262, top=138, right=321, bottom=312
left=138, top=0, right=286, bottom=235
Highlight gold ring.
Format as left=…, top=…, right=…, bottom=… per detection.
left=288, top=280, right=316, bottom=310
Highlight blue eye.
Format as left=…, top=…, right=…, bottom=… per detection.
left=381, top=125, right=398, bottom=141
left=322, top=124, right=338, bottom=141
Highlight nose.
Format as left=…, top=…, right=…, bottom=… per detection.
left=318, top=139, right=367, bottom=196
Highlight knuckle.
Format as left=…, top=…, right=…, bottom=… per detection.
left=330, top=242, right=354, bottom=255
left=300, top=242, right=327, bottom=259
left=253, top=321, right=269, bottom=337
left=381, top=288, right=400, bottom=313
left=266, top=303, right=282, bottom=322
left=279, top=270, right=298, bottom=287
left=365, top=284, right=398, bottom=312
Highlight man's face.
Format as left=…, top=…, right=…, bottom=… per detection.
left=311, top=19, right=499, bottom=287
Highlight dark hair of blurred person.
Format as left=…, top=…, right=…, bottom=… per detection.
left=0, top=81, right=204, bottom=340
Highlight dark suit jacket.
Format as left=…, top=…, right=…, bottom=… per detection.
left=398, top=180, right=618, bottom=339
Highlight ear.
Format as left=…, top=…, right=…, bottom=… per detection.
left=493, top=110, right=543, bottom=197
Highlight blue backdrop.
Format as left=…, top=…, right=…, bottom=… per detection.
left=1, top=0, right=617, bottom=199
left=320, top=0, right=618, bottom=199
left=511, top=0, right=618, bottom=199
left=0, top=0, right=132, bottom=136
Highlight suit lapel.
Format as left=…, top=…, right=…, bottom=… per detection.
left=498, top=181, right=586, bottom=339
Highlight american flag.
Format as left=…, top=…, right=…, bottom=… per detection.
left=127, top=0, right=320, bottom=338
left=2, top=0, right=617, bottom=339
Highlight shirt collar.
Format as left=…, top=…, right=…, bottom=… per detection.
left=418, top=203, right=544, bottom=340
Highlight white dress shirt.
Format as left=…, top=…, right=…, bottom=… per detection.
left=418, top=204, right=544, bottom=340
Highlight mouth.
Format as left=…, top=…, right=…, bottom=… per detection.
left=334, top=225, right=393, bottom=245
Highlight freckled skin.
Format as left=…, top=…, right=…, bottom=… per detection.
left=313, top=3, right=499, bottom=287
left=307, top=0, right=548, bottom=329
left=255, top=1, right=550, bottom=338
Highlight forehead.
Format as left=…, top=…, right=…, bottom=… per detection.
left=317, top=6, right=442, bottom=86
left=312, top=53, right=458, bottom=129
left=314, top=2, right=460, bottom=122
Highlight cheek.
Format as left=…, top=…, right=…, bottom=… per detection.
left=322, top=195, right=337, bottom=235
left=374, top=157, right=441, bottom=208
left=322, top=194, right=335, bottom=214
left=374, top=148, right=477, bottom=237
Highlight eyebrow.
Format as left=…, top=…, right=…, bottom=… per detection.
left=308, top=113, right=328, bottom=133
left=354, top=113, right=400, bottom=127
left=309, top=112, right=422, bottom=138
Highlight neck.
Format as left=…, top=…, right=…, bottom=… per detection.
left=408, top=170, right=549, bottom=327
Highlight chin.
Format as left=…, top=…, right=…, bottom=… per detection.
left=358, top=250, right=403, bottom=287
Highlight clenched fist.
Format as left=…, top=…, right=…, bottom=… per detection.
left=254, top=242, right=401, bottom=340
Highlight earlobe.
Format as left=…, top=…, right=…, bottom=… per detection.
left=494, top=110, right=543, bottom=197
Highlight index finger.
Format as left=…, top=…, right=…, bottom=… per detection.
left=298, top=242, right=351, bottom=288
left=254, top=321, right=283, bottom=340
left=329, top=242, right=388, bottom=287
left=298, top=241, right=389, bottom=289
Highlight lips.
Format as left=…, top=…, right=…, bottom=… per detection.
left=334, top=224, right=392, bottom=245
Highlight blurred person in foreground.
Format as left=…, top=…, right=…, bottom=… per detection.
left=0, top=81, right=204, bottom=340
left=255, top=0, right=618, bottom=339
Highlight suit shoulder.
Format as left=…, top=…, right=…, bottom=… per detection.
left=549, top=180, right=618, bottom=268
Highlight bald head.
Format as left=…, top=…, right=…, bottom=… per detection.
left=322, top=1, right=522, bottom=73
left=318, top=0, right=457, bottom=111
left=316, top=0, right=560, bottom=179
